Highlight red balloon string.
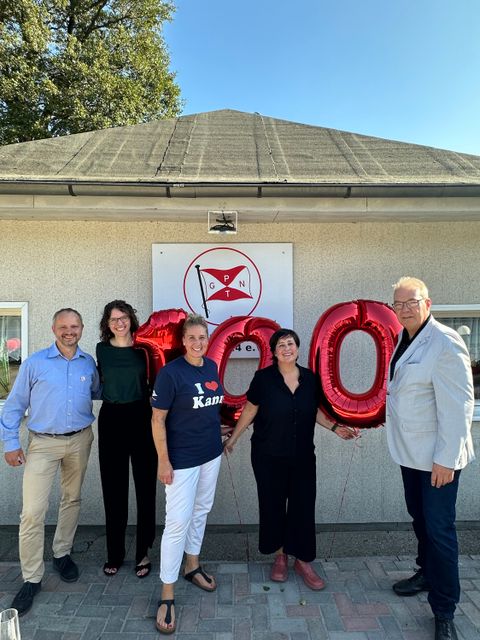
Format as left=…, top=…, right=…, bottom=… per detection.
left=224, top=450, right=250, bottom=563
left=325, top=437, right=362, bottom=560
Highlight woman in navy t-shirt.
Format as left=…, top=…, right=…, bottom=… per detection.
left=151, top=314, right=223, bottom=635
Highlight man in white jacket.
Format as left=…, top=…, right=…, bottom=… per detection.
left=387, top=277, right=474, bottom=640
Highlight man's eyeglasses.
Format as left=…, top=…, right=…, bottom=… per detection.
left=109, top=315, right=130, bottom=325
left=391, top=298, right=424, bottom=312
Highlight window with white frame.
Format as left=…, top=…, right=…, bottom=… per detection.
left=433, top=305, right=480, bottom=421
left=0, top=302, right=28, bottom=409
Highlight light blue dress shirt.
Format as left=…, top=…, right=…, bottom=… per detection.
left=0, top=342, right=100, bottom=453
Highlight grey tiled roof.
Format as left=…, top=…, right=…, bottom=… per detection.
left=1, top=109, right=479, bottom=185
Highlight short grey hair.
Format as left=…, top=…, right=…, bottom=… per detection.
left=392, top=277, right=429, bottom=299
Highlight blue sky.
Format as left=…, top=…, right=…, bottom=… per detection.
left=164, top=0, right=480, bottom=155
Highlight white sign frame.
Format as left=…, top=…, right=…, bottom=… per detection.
left=152, top=243, right=293, bottom=358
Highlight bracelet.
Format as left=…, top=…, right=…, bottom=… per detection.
left=331, top=423, right=339, bottom=432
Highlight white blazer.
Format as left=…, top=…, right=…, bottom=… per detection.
left=386, top=316, right=475, bottom=472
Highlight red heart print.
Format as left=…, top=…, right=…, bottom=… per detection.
left=205, top=381, right=218, bottom=391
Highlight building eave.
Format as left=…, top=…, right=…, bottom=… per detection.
left=0, top=178, right=480, bottom=200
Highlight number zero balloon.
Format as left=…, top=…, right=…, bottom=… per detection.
left=308, top=300, right=401, bottom=428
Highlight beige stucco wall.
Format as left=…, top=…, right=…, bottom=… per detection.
left=0, top=218, right=479, bottom=526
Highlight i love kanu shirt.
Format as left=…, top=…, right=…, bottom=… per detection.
left=151, top=356, right=224, bottom=469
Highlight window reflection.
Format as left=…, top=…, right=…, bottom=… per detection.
left=441, top=316, right=480, bottom=402
left=0, top=305, right=27, bottom=402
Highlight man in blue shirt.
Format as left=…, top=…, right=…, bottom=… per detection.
left=0, top=308, right=100, bottom=616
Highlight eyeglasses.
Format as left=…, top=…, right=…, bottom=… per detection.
left=108, top=315, right=130, bottom=325
left=391, top=298, right=424, bottom=312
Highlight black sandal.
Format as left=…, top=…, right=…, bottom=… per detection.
left=183, top=565, right=216, bottom=592
left=155, top=599, right=176, bottom=634
left=103, top=561, right=122, bottom=576
left=135, top=561, right=151, bottom=578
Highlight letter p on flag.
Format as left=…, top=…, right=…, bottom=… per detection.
left=201, top=265, right=253, bottom=302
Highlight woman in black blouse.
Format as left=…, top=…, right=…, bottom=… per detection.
left=97, top=300, right=157, bottom=578
left=225, top=328, right=356, bottom=589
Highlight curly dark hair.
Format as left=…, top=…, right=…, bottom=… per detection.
left=269, top=328, right=300, bottom=364
left=99, top=300, right=139, bottom=342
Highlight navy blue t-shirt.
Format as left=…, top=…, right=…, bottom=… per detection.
left=151, top=356, right=224, bottom=470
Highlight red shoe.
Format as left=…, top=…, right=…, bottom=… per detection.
left=294, top=559, right=325, bottom=590
left=270, top=553, right=288, bottom=582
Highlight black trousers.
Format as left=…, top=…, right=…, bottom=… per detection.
left=98, top=400, right=157, bottom=565
left=401, top=466, right=461, bottom=619
left=251, top=447, right=316, bottom=561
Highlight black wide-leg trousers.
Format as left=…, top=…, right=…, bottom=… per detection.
left=251, top=447, right=317, bottom=562
left=98, top=400, right=157, bottom=565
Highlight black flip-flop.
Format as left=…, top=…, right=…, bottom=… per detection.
left=155, top=599, right=175, bottom=634
left=103, top=561, right=122, bottom=576
left=135, top=561, right=152, bottom=578
left=183, top=565, right=216, bottom=592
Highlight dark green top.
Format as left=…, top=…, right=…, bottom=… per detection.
left=96, top=342, right=149, bottom=404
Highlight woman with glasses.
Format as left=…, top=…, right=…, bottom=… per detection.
left=97, top=300, right=157, bottom=578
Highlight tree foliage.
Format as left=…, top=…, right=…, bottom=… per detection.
left=0, top=0, right=182, bottom=144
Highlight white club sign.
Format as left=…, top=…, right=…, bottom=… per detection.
left=152, top=244, right=293, bottom=358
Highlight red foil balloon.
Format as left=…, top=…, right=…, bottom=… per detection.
left=308, top=300, right=401, bottom=428
left=207, top=316, right=281, bottom=426
left=133, top=309, right=187, bottom=386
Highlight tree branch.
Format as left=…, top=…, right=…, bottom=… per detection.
left=67, top=0, right=78, bottom=34
left=79, top=1, right=112, bottom=40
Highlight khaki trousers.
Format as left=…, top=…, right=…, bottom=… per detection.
left=20, top=427, right=93, bottom=583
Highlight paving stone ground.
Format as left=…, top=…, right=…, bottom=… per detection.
left=1, top=554, right=479, bottom=639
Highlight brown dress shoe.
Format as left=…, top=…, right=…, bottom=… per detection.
left=294, top=559, right=326, bottom=590
left=270, top=553, right=288, bottom=582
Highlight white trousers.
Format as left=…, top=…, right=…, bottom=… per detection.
left=160, top=454, right=221, bottom=584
